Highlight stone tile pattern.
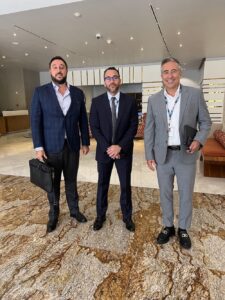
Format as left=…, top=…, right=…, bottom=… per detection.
left=0, top=174, right=224, bottom=300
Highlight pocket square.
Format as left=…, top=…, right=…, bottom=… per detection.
left=183, top=125, right=198, bottom=148
left=29, top=159, right=54, bottom=193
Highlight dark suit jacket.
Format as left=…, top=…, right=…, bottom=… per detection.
left=31, top=83, right=90, bottom=154
left=90, top=92, right=138, bottom=163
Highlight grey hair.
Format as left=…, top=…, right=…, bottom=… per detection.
left=161, top=57, right=182, bottom=73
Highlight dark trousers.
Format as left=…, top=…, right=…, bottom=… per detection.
left=46, top=141, right=80, bottom=219
left=96, top=156, right=133, bottom=221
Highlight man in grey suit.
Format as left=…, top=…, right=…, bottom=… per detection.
left=144, top=57, right=211, bottom=249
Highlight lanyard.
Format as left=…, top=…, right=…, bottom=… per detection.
left=164, top=91, right=181, bottom=127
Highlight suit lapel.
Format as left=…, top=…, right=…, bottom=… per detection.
left=179, top=85, right=189, bottom=126
left=47, top=83, right=64, bottom=116
left=103, top=93, right=113, bottom=123
left=158, top=90, right=168, bottom=127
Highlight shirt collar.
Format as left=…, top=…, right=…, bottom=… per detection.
left=107, top=91, right=120, bottom=102
left=52, top=81, right=70, bottom=92
left=164, top=85, right=181, bottom=99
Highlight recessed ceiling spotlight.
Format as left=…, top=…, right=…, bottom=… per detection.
left=2, top=55, right=6, bottom=59
left=84, top=41, right=88, bottom=45
left=15, top=91, right=19, bottom=95
left=96, top=33, right=102, bottom=39
left=82, top=60, right=85, bottom=64
left=13, top=33, right=17, bottom=37
left=1, top=64, right=4, bottom=67
left=44, top=45, right=48, bottom=49
left=130, top=36, right=134, bottom=40
left=25, top=53, right=29, bottom=56
left=66, top=54, right=69, bottom=58
left=101, top=51, right=104, bottom=55
left=74, top=12, right=81, bottom=17
left=141, top=47, right=144, bottom=51
left=177, top=31, right=181, bottom=35
left=179, top=43, right=183, bottom=47
left=12, top=41, right=19, bottom=45
left=106, top=39, right=112, bottom=44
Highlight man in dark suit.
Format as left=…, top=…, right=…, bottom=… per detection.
left=31, top=56, right=90, bottom=233
left=90, top=67, right=138, bottom=232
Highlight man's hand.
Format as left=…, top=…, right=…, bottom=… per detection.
left=107, top=145, right=121, bottom=159
left=36, top=150, right=47, bottom=161
left=81, top=146, right=90, bottom=155
left=187, top=140, right=201, bottom=154
left=147, top=160, right=156, bottom=171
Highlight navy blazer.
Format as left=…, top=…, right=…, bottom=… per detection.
left=90, top=92, right=138, bottom=163
left=31, top=83, right=90, bottom=154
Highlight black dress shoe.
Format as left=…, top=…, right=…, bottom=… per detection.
left=47, top=218, right=58, bottom=233
left=70, top=211, right=87, bottom=223
left=157, top=226, right=175, bottom=244
left=124, top=219, right=135, bottom=232
left=93, top=217, right=106, bottom=231
left=178, top=228, right=192, bottom=249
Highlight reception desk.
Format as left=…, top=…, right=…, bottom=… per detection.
left=0, top=110, right=30, bottom=133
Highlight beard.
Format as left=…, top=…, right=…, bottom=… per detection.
left=51, top=74, right=67, bottom=85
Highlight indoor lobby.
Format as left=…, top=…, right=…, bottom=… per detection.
left=0, top=0, right=225, bottom=299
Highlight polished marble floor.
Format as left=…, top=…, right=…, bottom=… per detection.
left=0, top=131, right=224, bottom=195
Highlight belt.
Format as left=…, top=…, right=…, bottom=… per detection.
left=168, top=145, right=181, bottom=150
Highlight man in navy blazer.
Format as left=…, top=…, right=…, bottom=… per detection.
left=31, top=56, right=90, bottom=233
left=90, top=67, right=138, bottom=232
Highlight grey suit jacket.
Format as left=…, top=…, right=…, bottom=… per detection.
left=144, top=85, right=212, bottom=165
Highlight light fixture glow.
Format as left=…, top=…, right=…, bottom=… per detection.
left=130, top=36, right=134, bottom=40
left=1, top=64, right=4, bottom=67
left=2, top=55, right=6, bottom=59
left=25, top=53, right=29, bottom=56
left=101, top=51, right=104, bottom=54
left=74, top=12, right=81, bottom=17
left=44, top=45, right=48, bottom=49
left=177, top=31, right=181, bottom=35
left=106, top=39, right=112, bottom=44
left=85, top=41, right=88, bottom=45
left=141, top=47, right=144, bottom=51
left=13, top=33, right=17, bottom=37
left=82, top=60, right=85, bottom=64
left=66, top=54, right=69, bottom=58
left=12, top=41, right=19, bottom=45
left=179, top=43, right=183, bottom=47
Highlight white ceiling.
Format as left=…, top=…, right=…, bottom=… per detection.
left=0, top=0, right=225, bottom=72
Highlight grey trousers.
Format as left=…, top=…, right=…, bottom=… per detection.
left=156, top=149, right=196, bottom=229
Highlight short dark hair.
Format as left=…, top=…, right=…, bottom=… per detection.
left=49, top=56, right=68, bottom=69
left=161, top=57, right=181, bottom=72
left=104, top=66, right=120, bottom=78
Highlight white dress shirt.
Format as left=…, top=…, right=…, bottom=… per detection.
left=107, top=91, right=120, bottom=117
left=164, top=85, right=181, bottom=146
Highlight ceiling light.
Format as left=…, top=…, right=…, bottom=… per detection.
left=66, top=54, right=69, bottom=58
left=179, top=43, right=183, bottom=47
left=177, top=31, right=181, bottom=35
left=15, top=91, right=19, bottom=94
left=141, top=47, right=144, bottom=51
left=130, top=36, right=134, bottom=40
left=25, top=53, right=29, bottom=56
left=156, top=7, right=160, bottom=10
left=12, top=41, right=19, bottom=45
left=82, top=60, right=85, bottom=64
left=106, top=39, right=112, bottom=44
left=13, top=33, right=17, bottom=37
left=74, top=12, right=81, bottom=17
left=101, top=51, right=104, bottom=54
left=85, top=41, right=88, bottom=45
left=44, top=45, right=48, bottom=49
left=1, top=64, right=4, bottom=67
left=2, top=55, right=6, bottom=59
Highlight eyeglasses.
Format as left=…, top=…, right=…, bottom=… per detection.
left=104, top=75, right=120, bottom=81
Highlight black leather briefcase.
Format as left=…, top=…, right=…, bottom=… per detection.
left=29, top=159, right=54, bottom=193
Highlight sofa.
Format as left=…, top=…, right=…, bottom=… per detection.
left=201, top=128, right=225, bottom=178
